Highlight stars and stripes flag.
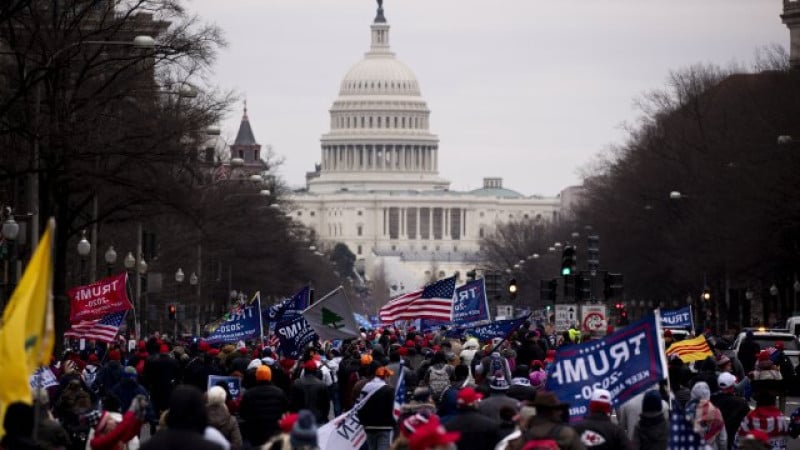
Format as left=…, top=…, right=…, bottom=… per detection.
left=64, top=311, right=126, bottom=344
left=379, top=277, right=455, bottom=322
left=393, top=364, right=406, bottom=421
left=669, top=400, right=704, bottom=450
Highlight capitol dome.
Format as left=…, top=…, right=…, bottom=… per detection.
left=308, top=2, right=449, bottom=194
left=339, top=58, right=421, bottom=97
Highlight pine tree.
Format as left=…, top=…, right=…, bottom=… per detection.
left=321, top=308, right=344, bottom=329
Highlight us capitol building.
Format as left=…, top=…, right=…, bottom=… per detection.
left=283, top=2, right=582, bottom=290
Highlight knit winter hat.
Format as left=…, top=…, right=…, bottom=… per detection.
left=528, top=371, right=546, bottom=391
left=457, top=387, right=483, bottom=407
left=589, top=388, right=613, bottom=414
left=641, top=390, right=663, bottom=417
left=207, top=386, right=227, bottom=405
left=123, top=366, right=138, bottom=379
left=255, top=365, right=272, bottom=382
left=290, top=410, right=318, bottom=447
left=757, top=350, right=774, bottom=369
left=691, top=381, right=711, bottom=401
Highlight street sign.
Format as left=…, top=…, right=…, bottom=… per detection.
left=581, top=304, right=607, bottom=333
left=555, top=304, right=578, bottom=332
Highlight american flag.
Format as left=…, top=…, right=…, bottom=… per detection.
left=668, top=400, right=704, bottom=450
left=393, top=365, right=406, bottom=421
left=379, top=277, right=455, bottom=322
left=64, top=311, right=126, bottom=343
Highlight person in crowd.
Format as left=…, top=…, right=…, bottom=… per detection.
left=443, top=387, right=502, bottom=450
left=667, top=357, right=691, bottom=408
left=437, top=365, right=469, bottom=423
left=496, top=406, right=517, bottom=442
left=142, top=338, right=180, bottom=420
left=507, top=365, right=536, bottom=403
left=631, top=390, right=668, bottom=450
left=94, top=349, right=124, bottom=398
left=391, top=411, right=433, bottom=450
left=32, top=388, right=71, bottom=450
left=206, top=386, right=242, bottom=450
left=617, top=386, right=668, bottom=440
left=735, top=383, right=790, bottom=449
left=573, top=389, right=630, bottom=450
left=663, top=330, right=674, bottom=348
left=738, top=330, right=761, bottom=373
left=141, top=386, right=224, bottom=450
left=1, top=402, right=42, bottom=450
left=685, top=382, right=726, bottom=450
left=516, top=331, right=546, bottom=370
left=109, top=367, right=153, bottom=422
left=290, top=360, right=330, bottom=425
left=87, top=394, right=148, bottom=450
left=770, top=341, right=794, bottom=411
left=751, top=350, right=782, bottom=381
left=260, top=412, right=298, bottom=450
left=82, top=354, right=101, bottom=395
left=409, top=415, right=460, bottom=450
left=357, top=364, right=397, bottom=450
left=55, top=378, right=93, bottom=450
left=521, top=391, right=584, bottom=450
left=493, top=406, right=536, bottom=450
left=459, top=339, right=480, bottom=380
left=238, top=365, right=289, bottom=447
left=477, top=372, right=518, bottom=423
left=711, top=372, right=749, bottom=450
left=402, top=387, right=437, bottom=422
left=424, top=351, right=455, bottom=402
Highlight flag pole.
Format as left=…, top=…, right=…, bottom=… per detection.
left=257, top=292, right=265, bottom=348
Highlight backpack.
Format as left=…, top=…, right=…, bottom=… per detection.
left=427, top=364, right=451, bottom=399
left=521, top=424, right=563, bottom=450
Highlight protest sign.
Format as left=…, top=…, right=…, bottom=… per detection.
left=452, top=279, right=490, bottom=326
left=207, top=375, right=242, bottom=400
left=317, top=382, right=379, bottom=450
left=68, top=273, right=131, bottom=322
left=545, top=313, right=668, bottom=421
left=30, top=367, right=59, bottom=390
left=206, top=305, right=261, bottom=344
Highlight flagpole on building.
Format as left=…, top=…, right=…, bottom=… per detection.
left=256, top=292, right=265, bottom=347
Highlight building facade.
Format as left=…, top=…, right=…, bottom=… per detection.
left=286, top=3, right=579, bottom=291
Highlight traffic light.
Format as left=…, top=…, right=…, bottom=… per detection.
left=586, top=235, right=600, bottom=274
left=485, top=271, right=501, bottom=301
left=168, top=304, right=176, bottom=320
left=575, top=272, right=591, bottom=302
left=603, top=273, right=624, bottom=301
left=508, top=278, right=518, bottom=300
left=561, top=246, right=577, bottom=276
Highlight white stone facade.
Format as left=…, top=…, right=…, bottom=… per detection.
left=288, top=6, right=578, bottom=290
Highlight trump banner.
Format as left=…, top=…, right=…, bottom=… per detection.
left=264, top=285, right=311, bottom=324
left=444, top=315, right=528, bottom=341
left=68, top=273, right=132, bottom=322
left=452, top=279, right=490, bottom=326
left=545, top=313, right=668, bottom=422
left=275, top=315, right=318, bottom=359
left=660, top=306, right=694, bottom=330
left=207, top=375, right=242, bottom=400
left=206, top=305, right=262, bottom=344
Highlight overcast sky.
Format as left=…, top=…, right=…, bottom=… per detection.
left=186, top=0, right=788, bottom=196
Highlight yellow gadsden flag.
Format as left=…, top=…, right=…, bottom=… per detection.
left=0, top=219, right=55, bottom=435
left=666, top=334, right=713, bottom=363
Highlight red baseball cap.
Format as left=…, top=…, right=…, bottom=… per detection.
left=408, top=416, right=460, bottom=450
left=456, top=387, right=483, bottom=407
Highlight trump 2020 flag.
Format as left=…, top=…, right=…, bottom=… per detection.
left=449, top=315, right=528, bottom=342
left=453, top=278, right=490, bottom=326
left=265, top=285, right=311, bottom=323
left=545, top=312, right=668, bottom=421
left=660, top=306, right=693, bottom=330
left=302, top=286, right=360, bottom=341
left=206, top=305, right=262, bottom=344
left=275, top=315, right=318, bottom=359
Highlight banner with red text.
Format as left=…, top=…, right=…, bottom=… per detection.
left=68, top=273, right=132, bottom=322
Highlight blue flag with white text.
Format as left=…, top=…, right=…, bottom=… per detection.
left=444, top=315, right=528, bottom=341
left=544, top=313, right=668, bottom=422
left=264, top=285, right=311, bottom=324
left=206, top=305, right=261, bottom=344
left=452, top=279, right=490, bottom=326
left=274, top=315, right=318, bottom=359
left=660, top=306, right=693, bottom=330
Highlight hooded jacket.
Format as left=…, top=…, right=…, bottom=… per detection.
left=205, top=403, right=242, bottom=450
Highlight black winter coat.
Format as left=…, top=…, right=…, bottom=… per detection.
left=238, top=383, right=288, bottom=446
left=290, top=374, right=330, bottom=424
left=143, top=354, right=179, bottom=413
left=711, top=392, right=750, bottom=450
left=444, top=409, right=502, bottom=450
left=573, top=412, right=630, bottom=450
left=356, top=384, right=395, bottom=429
left=140, top=429, right=222, bottom=450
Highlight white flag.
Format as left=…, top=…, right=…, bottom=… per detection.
left=302, top=286, right=360, bottom=341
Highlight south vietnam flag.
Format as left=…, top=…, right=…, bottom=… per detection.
left=666, top=335, right=713, bottom=363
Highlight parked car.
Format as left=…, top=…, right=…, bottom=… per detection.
left=730, top=329, right=800, bottom=368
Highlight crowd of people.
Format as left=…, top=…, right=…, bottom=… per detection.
left=2, top=323, right=800, bottom=450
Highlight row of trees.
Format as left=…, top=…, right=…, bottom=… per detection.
left=0, top=0, right=340, bottom=344
left=482, top=48, right=800, bottom=327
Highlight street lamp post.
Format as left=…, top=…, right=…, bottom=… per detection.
left=77, top=230, right=91, bottom=284
left=174, top=268, right=184, bottom=340
left=104, top=245, right=117, bottom=277
left=189, top=271, right=198, bottom=334
left=2, top=208, right=20, bottom=309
